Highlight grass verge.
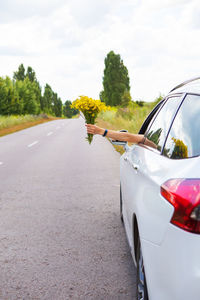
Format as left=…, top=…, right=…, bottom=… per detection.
left=0, top=115, right=62, bottom=137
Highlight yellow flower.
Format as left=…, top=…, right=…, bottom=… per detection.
left=72, top=95, right=110, bottom=144
left=72, top=95, right=110, bottom=115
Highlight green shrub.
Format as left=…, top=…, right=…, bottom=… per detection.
left=98, top=101, right=157, bottom=134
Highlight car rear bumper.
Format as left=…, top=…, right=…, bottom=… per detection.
left=142, top=224, right=200, bottom=300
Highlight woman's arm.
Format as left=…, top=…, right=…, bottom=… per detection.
left=85, top=124, right=157, bottom=149
left=86, top=124, right=144, bottom=143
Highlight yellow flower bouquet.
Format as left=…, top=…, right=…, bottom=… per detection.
left=71, top=95, right=110, bottom=144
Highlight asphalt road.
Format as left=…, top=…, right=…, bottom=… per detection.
left=0, top=118, right=136, bottom=300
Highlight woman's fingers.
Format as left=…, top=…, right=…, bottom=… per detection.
left=85, top=124, right=96, bottom=134
left=85, top=124, right=104, bottom=135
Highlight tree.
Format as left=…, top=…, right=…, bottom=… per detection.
left=22, top=78, right=40, bottom=115
left=63, top=100, right=78, bottom=118
left=0, top=77, right=22, bottom=115
left=101, top=51, right=130, bottom=106
left=42, top=84, right=53, bottom=114
left=8, top=78, right=23, bottom=115
left=26, top=66, right=36, bottom=82
left=14, top=80, right=26, bottom=114
left=13, top=64, right=25, bottom=81
left=56, top=97, right=63, bottom=117
left=32, top=80, right=42, bottom=112
left=0, top=77, right=10, bottom=115
left=99, top=90, right=106, bottom=102
left=52, top=93, right=62, bottom=117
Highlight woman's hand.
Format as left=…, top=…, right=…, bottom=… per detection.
left=85, top=124, right=104, bottom=135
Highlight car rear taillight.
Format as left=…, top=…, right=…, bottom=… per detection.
left=161, top=179, right=200, bottom=234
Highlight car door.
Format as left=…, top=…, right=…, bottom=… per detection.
left=121, top=95, right=184, bottom=248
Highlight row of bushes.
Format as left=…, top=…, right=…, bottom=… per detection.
left=0, top=76, right=63, bottom=117
left=0, top=64, right=67, bottom=118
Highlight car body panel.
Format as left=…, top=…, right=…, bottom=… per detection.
left=121, top=145, right=174, bottom=247
left=142, top=224, right=200, bottom=300
left=121, top=143, right=200, bottom=241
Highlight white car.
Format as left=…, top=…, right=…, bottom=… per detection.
left=114, top=77, right=200, bottom=300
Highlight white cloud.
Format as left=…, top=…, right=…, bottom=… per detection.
left=0, top=0, right=199, bottom=102
left=0, top=0, right=66, bottom=22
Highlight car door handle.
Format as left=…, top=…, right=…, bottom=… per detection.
left=132, top=163, right=139, bottom=171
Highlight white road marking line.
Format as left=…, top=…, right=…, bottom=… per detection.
left=47, top=131, right=53, bottom=136
left=0, top=162, right=3, bottom=165
left=28, top=141, right=39, bottom=148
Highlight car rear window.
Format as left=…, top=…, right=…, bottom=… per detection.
left=163, top=94, right=200, bottom=159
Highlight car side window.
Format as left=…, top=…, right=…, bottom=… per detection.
left=144, top=96, right=182, bottom=152
left=163, top=94, right=200, bottom=159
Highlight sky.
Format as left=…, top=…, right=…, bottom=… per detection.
left=0, top=0, right=200, bottom=102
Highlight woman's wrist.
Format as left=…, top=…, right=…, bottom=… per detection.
left=98, top=127, right=105, bottom=135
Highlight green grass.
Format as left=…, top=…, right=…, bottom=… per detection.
left=0, top=115, right=44, bottom=129
left=97, top=102, right=155, bottom=133
left=0, top=114, right=61, bottom=137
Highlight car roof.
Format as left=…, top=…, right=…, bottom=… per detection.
left=169, top=77, right=200, bottom=95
